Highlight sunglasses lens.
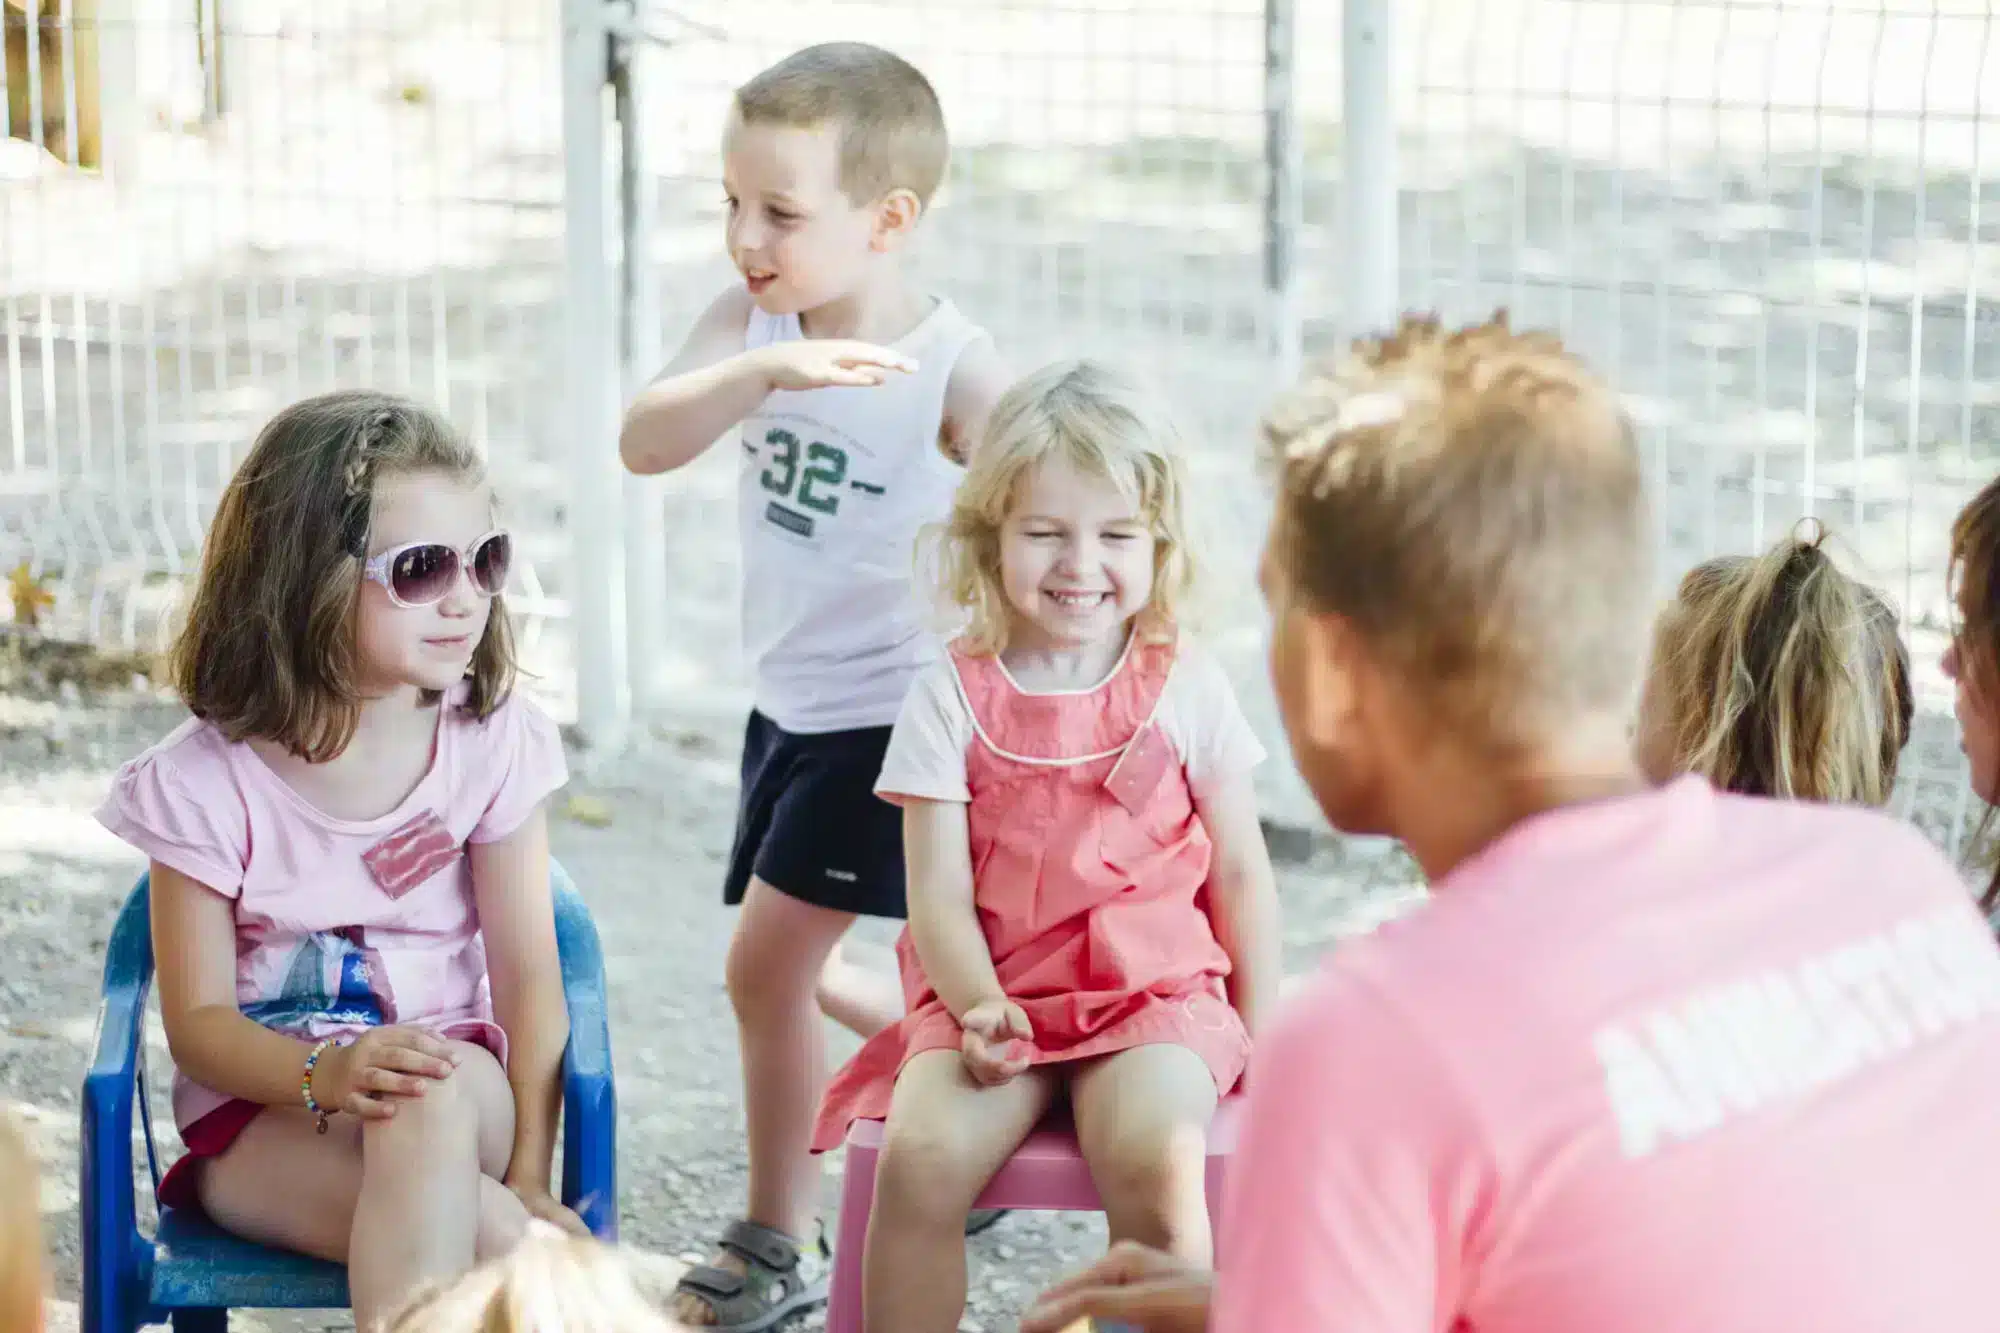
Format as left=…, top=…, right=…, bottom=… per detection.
left=390, top=544, right=459, bottom=605
left=470, top=532, right=512, bottom=595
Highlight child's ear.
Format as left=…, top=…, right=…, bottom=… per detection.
left=872, top=188, right=923, bottom=251
left=1297, top=611, right=1366, bottom=753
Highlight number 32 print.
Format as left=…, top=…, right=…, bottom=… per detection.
left=760, top=428, right=849, bottom=515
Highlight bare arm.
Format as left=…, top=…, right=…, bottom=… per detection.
left=902, top=797, right=1006, bottom=1020
left=1193, top=770, right=1282, bottom=1038
left=153, top=863, right=472, bottom=1121
left=468, top=806, right=568, bottom=1195
left=618, top=286, right=766, bottom=476
left=621, top=286, right=921, bottom=475
left=939, top=332, right=1014, bottom=465
left=151, top=861, right=327, bottom=1106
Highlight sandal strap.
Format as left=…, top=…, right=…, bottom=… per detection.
left=718, top=1218, right=804, bottom=1274
left=675, top=1263, right=748, bottom=1301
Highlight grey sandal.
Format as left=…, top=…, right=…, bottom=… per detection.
left=965, top=1208, right=1010, bottom=1236
left=672, top=1219, right=829, bottom=1333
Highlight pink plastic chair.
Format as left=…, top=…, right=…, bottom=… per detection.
left=825, top=1095, right=1245, bottom=1333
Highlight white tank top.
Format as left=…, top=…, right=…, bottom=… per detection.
left=738, top=298, right=986, bottom=734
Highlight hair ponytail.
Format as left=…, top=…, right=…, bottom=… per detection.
left=1657, top=522, right=1911, bottom=805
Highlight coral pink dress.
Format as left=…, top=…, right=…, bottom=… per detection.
left=812, top=633, right=1250, bottom=1151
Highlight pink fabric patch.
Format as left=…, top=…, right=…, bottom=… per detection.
left=361, top=809, right=462, bottom=899
left=1103, top=723, right=1176, bottom=815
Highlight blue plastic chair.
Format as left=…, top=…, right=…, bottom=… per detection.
left=79, top=863, right=618, bottom=1332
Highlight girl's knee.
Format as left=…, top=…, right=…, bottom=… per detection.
left=1090, top=1130, right=1209, bottom=1237
left=474, top=1178, right=531, bottom=1263
left=873, top=1122, right=991, bottom=1226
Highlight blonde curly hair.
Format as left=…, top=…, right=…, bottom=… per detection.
left=934, top=358, right=1198, bottom=656
left=389, top=1228, right=686, bottom=1333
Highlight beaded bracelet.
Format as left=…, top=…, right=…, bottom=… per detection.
left=302, top=1037, right=337, bottom=1135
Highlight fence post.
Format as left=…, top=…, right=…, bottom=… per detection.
left=1263, top=0, right=1302, bottom=389
left=1341, top=0, right=1398, bottom=343
left=611, top=15, right=668, bottom=714
left=561, top=0, right=631, bottom=752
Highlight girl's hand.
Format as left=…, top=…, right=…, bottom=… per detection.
left=1020, top=1241, right=1213, bottom=1333
left=752, top=340, right=917, bottom=392
left=960, top=998, right=1034, bottom=1087
left=313, top=1027, right=461, bottom=1121
left=508, top=1182, right=591, bottom=1238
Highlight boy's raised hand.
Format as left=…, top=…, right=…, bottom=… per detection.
left=960, top=996, right=1034, bottom=1086
left=753, top=339, right=917, bottom=392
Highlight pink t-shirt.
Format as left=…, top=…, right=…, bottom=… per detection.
left=95, top=689, right=568, bottom=1136
left=1214, top=777, right=2000, bottom=1333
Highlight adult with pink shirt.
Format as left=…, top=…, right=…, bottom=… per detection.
left=1024, top=314, right=2000, bottom=1333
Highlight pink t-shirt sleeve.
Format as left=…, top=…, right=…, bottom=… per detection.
left=468, top=692, right=570, bottom=843
left=875, top=660, right=972, bottom=805
left=96, top=745, right=249, bottom=897
left=1213, top=955, right=1491, bottom=1333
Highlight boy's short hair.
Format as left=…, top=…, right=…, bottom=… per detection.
left=732, top=42, right=948, bottom=206
left=1261, top=312, right=1650, bottom=749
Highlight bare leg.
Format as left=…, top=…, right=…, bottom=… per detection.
left=198, top=1040, right=522, bottom=1331
left=1070, top=1043, right=1221, bottom=1265
left=675, top=876, right=857, bottom=1325
left=864, top=1050, right=1059, bottom=1333
left=815, top=937, right=903, bottom=1039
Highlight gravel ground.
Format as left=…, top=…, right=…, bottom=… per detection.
left=0, top=637, right=1420, bottom=1333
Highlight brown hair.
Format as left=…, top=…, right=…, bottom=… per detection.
left=169, top=390, right=515, bottom=763
left=732, top=42, right=948, bottom=206
left=1646, top=524, right=1912, bottom=805
left=0, top=1109, right=44, bottom=1333
left=389, top=1229, right=683, bottom=1333
left=935, top=358, right=1197, bottom=656
left=1260, top=312, right=1649, bottom=750
left=1950, top=474, right=2000, bottom=913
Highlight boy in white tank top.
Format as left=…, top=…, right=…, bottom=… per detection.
left=619, top=41, right=1013, bottom=1331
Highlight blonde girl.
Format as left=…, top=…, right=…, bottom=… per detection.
left=1637, top=522, right=1913, bottom=805
left=811, top=359, right=1281, bottom=1333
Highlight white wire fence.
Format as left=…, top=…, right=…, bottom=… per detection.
left=1, top=0, right=578, bottom=695
left=4, top=0, right=1996, bottom=848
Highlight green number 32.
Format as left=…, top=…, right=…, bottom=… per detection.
left=761, top=429, right=848, bottom=515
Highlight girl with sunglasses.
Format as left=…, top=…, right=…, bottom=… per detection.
left=96, top=391, right=582, bottom=1330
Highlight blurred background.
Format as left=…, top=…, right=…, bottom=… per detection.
left=7, top=0, right=1994, bottom=845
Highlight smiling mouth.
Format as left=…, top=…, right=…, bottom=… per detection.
left=1045, top=590, right=1109, bottom=610
left=745, top=271, right=776, bottom=292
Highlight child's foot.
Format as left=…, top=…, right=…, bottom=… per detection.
left=671, top=1219, right=828, bottom=1331
left=965, top=1208, right=1010, bottom=1236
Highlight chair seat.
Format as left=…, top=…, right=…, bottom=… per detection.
left=150, top=1208, right=351, bottom=1311
left=842, top=1095, right=1245, bottom=1212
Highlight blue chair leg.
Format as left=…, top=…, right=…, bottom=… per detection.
left=170, top=1312, right=227, bottom=1332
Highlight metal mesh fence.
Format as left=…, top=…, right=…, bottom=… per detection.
left=0, top=0, right=579, bottom=699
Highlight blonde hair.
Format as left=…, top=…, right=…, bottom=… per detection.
left=0, top=1109, right=44, bottom=1333
left=389, top=1229, right=682, bottom=1333
left=937, top=359, right=1197, bottom=656
left=732, top=42, right=948, bottom=207
left=1645, top=524, right=1912, bottom=805
left=1261, top=312, right=1649, bottom=749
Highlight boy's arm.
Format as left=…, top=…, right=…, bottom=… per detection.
left=621, top=286, right=921, bottom=476
left=902, top=797, right=1008, bottom=1019
left=939, top=332, right=1014, bottom=465
left=618, top=285, right=764, bottom=476
left=1193, top=767, right=1282, bottom=1039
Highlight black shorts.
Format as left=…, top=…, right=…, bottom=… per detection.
left=722, top=710, right=908, bottom=919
